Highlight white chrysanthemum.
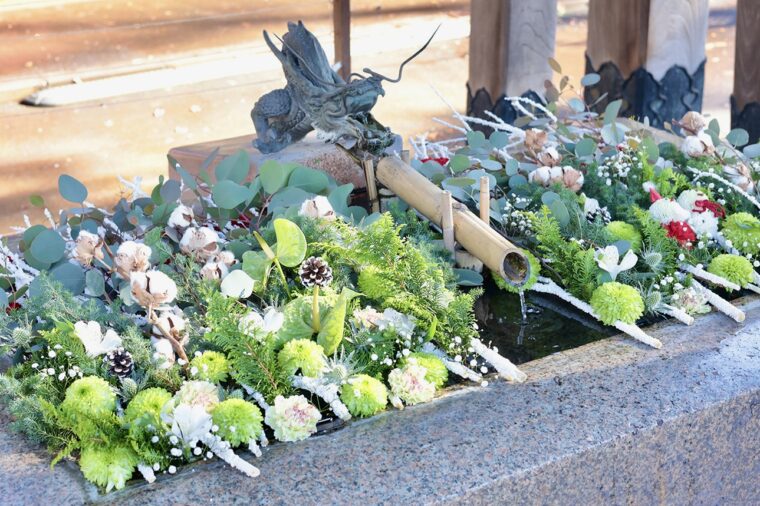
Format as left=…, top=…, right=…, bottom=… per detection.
left=387, top=363, right=435, bottom=406
left=687, top=211, right=719, bottom=238
left=114, top=240, right=151, bottom=279
left=676, top=189, right=709, bottom=212
left=264, top=395, right=321, bottom=442
left=72, top=231, right=104, bottom=266
left=130, top=270, right=177, bottom=307
left=298, top=196, right=336, bottom=221
left=180, top=226, right=220, bottom=260
left=649, top=198, right=690, bottom=224
left=74, top=321, right=122, bottom=357
left=167, top=204, right=194, bottom=229
left=174, top=380, right=219, bottom=411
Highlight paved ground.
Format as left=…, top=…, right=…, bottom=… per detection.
left=0, top=0, right=738, bottom=234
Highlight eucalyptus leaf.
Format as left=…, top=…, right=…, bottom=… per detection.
left=508, top=174, right=528, bottom=189
left=212, top=180, right=253, bottom=209
left=726, top=128, right=749, bottom=147
left=160, top=179, right=182, bottom=203
left=29, top=195, right=45, bottom=208
left=58, top=174, right=88, bottom=203
left=30, top=230, right=66, bottom=264
left=743, top=143, right=760, bottom=159
left=581, top=73, right=600, bottom=86
left=453, top=268, right=483, bottom=287
left=466, top=130, right=487, bottom=150
left=449, top=154, right=471, bottom=173
left=49, top=262, right=86, bottom=294
left=259, top=160, right=296, bottom=194
left=569, top=97, right=585, bottom=113
left=328, top=184, right=353, bottom=215
left=170, top=156, right=198, bottom=191
left=505, top=159, right=519, bottom=176
left=489, top=130, right=508, bottom=149
left=242, top=250, right=273, bottom=287
left=548, top=200, right=570, bottom=226
left=574, top=138, right=596, bottom=157
left=541, top=191, right=560, bottom=206
left=268, top=187, right=311, bottom=212
left=0, top=289, right=7, bottom=309
left=288, top=166, right=330, bottom=193
left=215, top=149, right=249, bottom=184
left=480, top=159, right=503, bottom=171
left=85, top=269, right=105, bottom=296
left=603, top=99, right=622, bottom=125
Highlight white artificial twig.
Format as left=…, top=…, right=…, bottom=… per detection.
left=248, top=439, right=262, bottom=458
left=137, top=463, right=156, bottom=484
left=660, top=304, right=695, bottom=326
left=470, top=338, right=527, bottom=382
left=430, top=85, right=472, bottom=131
left=690, top=279, right=745, bottom=322
left=681, top=264, right=740, bottom=291
left=531, top=277, right=662, bottom=349
left=291, top=375, right=351, bottom=421
left=508, top=96, right=558, bottom=122
left=432, top=117, right=468, bottom=134
left=687, top=167, right=760, bottom=212
left=201, top=433, right=260, bottom=478
left=389, top=394, right=404, bottom=410
left=421, top=343, right=483, bottom=383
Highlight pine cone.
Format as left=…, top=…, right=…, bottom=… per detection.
left=587, top=207, right=611, bottom=225
left=105, top=348, right=134, bottom=378
left=298, top=256, right=333, bottom=288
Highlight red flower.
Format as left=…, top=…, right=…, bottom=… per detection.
left=665, top=221, right=696, bottom=248
left=5, top=301, right=21, bottom=315
left=420, top=157, right=449, bottom=166
left=649, top=187, right=662, bottom=203
left=693, top=199, right=725, bottom=218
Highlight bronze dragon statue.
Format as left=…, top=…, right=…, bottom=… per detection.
left=251, top=21, right=437, bottom=154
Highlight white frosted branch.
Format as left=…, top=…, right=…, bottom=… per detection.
left=660, top=304, right=695, bottom=326
left=247, top=438, right=262, bottom=458
left=137, top=463, right=156, bottom=484
left=291, top=375, right=351, bottom=421
left=690, top=280, right=745, bottom=322
left=532, top=277, right=662, bottom=349
left=432, top=117, right=468, bottom=134
left=201, top=433, right=260, bottom=478
left=470, top=338, right=527, bottom=382
left=681, top=264, right=741, bottom=291
left=430, top=85, right=472, bottom=131
left=508, top=96, right=558, bottom=122
left=687, top=167, right=760, bottom=212
left=241, top=384, right=270, bottom=412
left=389, top=394, right=404, bottom=410
left=421, top=343, right=483, bottom=383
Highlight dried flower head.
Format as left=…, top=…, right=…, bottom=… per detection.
left=680, top=111, right=707, bottom=134
left=168, top=204, right=194, bottom=229
left=114, top=241, right=151, bottom=279
left=524, top=128, right=548, bottom=152
left=298, top=195, right=336, bottom=221
left=722, top=163, right=755, bottom=193
left=130, top=270, right=177, bottom=308
left=180, top=226, right=220, bottom=261
left=536, top=146, right=562, bottom=167
left=72, top=231, right=104, bottom=266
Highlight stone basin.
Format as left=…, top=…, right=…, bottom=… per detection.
left=2, top=294, right=758, bottom=505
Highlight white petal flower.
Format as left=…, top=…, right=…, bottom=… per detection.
left=298, top=196, right=336, bottom=221
left=649, top=198, right=690, bottom=224
left=130, top=270, right=177, bottom=308
left=594, top=245, right=638, bottom=281
left=262, top=307, right=284, bottom=333
left=74, top=321, right=123, bottom=357
left=168, top=204, right=194, bottom=229
left=687, top=211, right=719, bottom=238
left=166, top=403, right=213, bottom=447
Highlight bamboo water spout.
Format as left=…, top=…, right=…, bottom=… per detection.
left=375, top=156, right=531, bottom=287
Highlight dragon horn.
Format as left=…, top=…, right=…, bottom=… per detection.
left=262, top=30, right=286, bottom=63
left=363, top=24, right=440, bottom=83
left=273, top=33, right=343, bottom=88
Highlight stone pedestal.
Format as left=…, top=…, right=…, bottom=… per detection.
left=167, top=132, right=372, bottom=190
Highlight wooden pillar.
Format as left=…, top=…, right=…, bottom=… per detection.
left=732, top=0, right=760, bottom=144
left=333, top=0, right=351, bottom=80
left=467, top=0, right=557, bottom=127
left=585, top=0, right=709, bottom=128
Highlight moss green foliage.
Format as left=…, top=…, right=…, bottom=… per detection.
left=277, top=339, right=325, bottom=377
left=339, top=374, right=388, bottom=417
left=211, top=398, right=263, bottom=446
left=124, top=387, right=172, bottom=423
left=190, top=351, right=230, bottom=383
left=707, top=254, right=754, bottom=290
left=605, top=221, right=642, bottom=251
left=402, top=352, right=448, bottom=389
left=493, top=250, right=541, bottom=293
left=202, top=290, right=293, bottom=403
left=590, top=282, right=645, bottom=325
left=78, top=444, right=138, bottom=492
left=722, top=212, right=760, bottom=255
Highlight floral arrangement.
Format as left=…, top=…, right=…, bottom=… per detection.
left=0, top=155, right=521, bottom=491
left=410, top=64, right=760, bottom=348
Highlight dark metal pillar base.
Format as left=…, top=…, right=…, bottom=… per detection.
left=466, top=83, right=545, bottom=133
left=583, top=54, right=705, bottom=128
left=731, top=96, right=760, bottom=145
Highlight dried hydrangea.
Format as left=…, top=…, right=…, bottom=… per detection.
left=211, top=399, right=264, bottom=446
left=387, top=362, right=435, bottom=406
left=590, top=282, right=645, bottom=325
left=264, top=395, right=321, bottom=442
left=339, top=374, right=388, bottom=417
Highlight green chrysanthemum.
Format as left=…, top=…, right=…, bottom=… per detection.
left=707, top=254, right=754, bottom=291
left=590, top=282, right=645, bottom=325
left=722, top=212, right=760, bottom=255
left=124, top=387, right=172, bottom=423
left=61, top=376, right=116, bottom=419
left=190, top=351, right=230, bottom=383
left=493, top=250, right=541, bottom=293
left=339, top=374, right=388, bottom=417
left=79, top=444, right=138, bottom=492
left=277, top=339, right=325, bottom=377
left=402, top=353, right=448, bottom=389
left=605, top=221, right=643, bottom=251
left=211, top=398, right=263, bottom=446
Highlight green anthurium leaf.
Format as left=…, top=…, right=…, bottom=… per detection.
left=85, top=269, right=105, bottom=296
left=220, top=269, right=255, bottom=299
left=274, top=293, right=335, bottom=349
left=317, top=288, right=360, bottom=355
left=273, top=218, right=307, bottom=267
left=242, top=250, right=274, bottom=285
left=58, top=174, right=88, bottom=203
left=30, top=229, right=66, bottom=264
left=212, top=180, right=253, bottom=209
left=215, top=149, right=249, bottom=184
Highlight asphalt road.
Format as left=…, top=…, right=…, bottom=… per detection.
left=0, top=0, right=737, bottom=234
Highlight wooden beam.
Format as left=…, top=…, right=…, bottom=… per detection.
left=644, top=0, right=708, bottom=80
left=333, top=0, right=351, bottom=80
left=586, top=0, right=650, bottom=78
left=732, top=0, right=760, bottom=143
